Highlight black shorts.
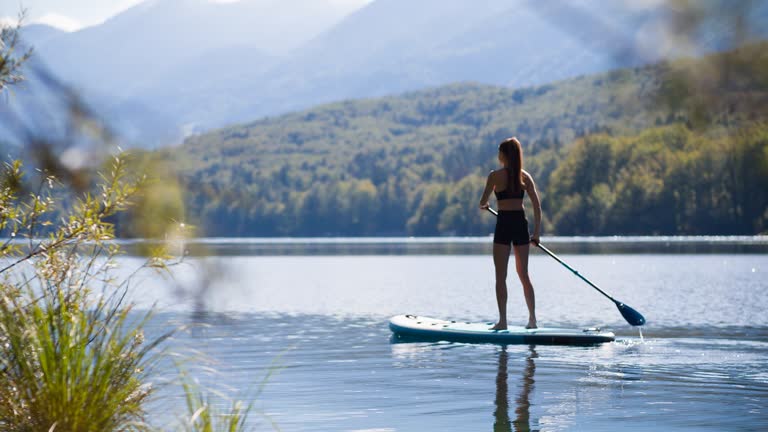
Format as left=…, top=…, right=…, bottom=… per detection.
left=493, top=210, right=530, bottom=246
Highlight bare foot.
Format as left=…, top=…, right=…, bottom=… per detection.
left=490, top=322, right=507, bottom=331
left=525, top=321, right=538, bottom=329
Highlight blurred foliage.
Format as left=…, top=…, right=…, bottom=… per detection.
left=161, top=42, right=768, bottom=236
left=180, top=375, right=253, bottom=432
left=0, top=153, right=257, bottom=431
left=0, top=15, right=257, bottom=431
left=176, top=360, right=281, bottom=432
left=0, top=10, right=32, bottom=93
left=0, top=156, right=169, bottom=431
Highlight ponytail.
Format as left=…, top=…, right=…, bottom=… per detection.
left=499, top=137, right=524, bottom=193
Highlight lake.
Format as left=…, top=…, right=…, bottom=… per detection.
left=120, top=237, right=767, bottom=431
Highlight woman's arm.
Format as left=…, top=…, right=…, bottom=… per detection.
left=479, top=171, right=495, bottom=209
left=524, top=171, right=541, bottom=243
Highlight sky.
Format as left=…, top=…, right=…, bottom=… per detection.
left=1, top=0, right=145, bottom=31
left=1, top=0, right=372, bottom=32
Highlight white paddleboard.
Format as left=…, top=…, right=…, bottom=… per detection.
left=389, top=314, right=615, bottom=345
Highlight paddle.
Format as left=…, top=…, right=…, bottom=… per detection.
left=486, top=207, right=646, bottom=327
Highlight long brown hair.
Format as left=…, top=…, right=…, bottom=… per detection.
left=499, top=137, right=524, bottom=193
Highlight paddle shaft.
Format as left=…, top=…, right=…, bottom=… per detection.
left=534, top=243, right=618, bottom=304
left=485, top=207, right=617, bottom=305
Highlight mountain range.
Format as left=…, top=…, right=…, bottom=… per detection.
left=8, top=0, right=768, bottom=147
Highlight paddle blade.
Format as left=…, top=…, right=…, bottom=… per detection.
left=616, top=302, right=646, bottom=326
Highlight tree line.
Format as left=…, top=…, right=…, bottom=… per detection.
left=160, top=122, right=767, bottom=237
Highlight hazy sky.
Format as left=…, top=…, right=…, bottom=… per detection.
left=1, top=0, right=372, bottom=31
left=1, top=0, right=144, bottom=30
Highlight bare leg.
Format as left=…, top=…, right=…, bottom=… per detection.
left=491, top=243, right=511, bottom=330
left=513, top=243, right=537, bottom=329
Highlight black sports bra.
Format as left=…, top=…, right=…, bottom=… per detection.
left=495, top=187, right=524, bottom=200
left=494, top=169, right=525, bottom=200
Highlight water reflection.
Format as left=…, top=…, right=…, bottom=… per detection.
left=495, top=345, right=538, bottom=432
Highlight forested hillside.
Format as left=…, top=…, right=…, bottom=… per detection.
left=157, top=43, right=768, bottom=236
left=549, top=125, right=768, bottom=235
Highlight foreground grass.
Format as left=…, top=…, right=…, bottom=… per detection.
left=0, top=157, right=262, bottom=431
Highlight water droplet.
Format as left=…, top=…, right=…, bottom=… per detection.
left=752, top=268, right=757, bottom=272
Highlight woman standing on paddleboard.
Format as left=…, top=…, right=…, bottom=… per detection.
left=478, top=137, right=541, bottom=330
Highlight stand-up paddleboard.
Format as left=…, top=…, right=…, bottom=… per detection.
left=389, top=315, right=615, bottom=345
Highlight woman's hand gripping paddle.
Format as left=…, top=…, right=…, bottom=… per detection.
left=486, top=207, right=646, bottom=326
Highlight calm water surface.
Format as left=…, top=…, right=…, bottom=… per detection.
left=122, top=241, right=766, bottom=431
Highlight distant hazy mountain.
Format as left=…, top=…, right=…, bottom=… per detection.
left=8, top=0, right=768, bottom=147
left=18, top=24, right=65, bottom=48
left=139, top=0, right=768, bottom=134
left=7, top=0, right=364, bottom=147
left=33, top=0, right=359, bottom=97
left=249, top=0, right=634, bottom=114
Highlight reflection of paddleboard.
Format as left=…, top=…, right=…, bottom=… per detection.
left=389, top=315, right=615, bottom=345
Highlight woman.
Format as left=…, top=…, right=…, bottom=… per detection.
left=479, top=137, right=541, bottom=330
